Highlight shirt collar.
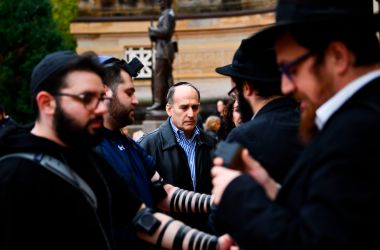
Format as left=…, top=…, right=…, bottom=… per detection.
left=315, top=69, right=380, bottom=130
left=169, top=117, right=199, bottom=142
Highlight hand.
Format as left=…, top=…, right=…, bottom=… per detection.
left=217, top=234, right=235, bottom=250
left=211, top=157, right=241, bottom=205
left=241, top=149, right=280, bottom=200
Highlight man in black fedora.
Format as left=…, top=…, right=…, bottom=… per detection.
left=211, top=0, right=380, bottom=249
left=215, top=38, right=303, bottom=184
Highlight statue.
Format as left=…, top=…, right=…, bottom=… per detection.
left=146, top=0, right=176, bottom=111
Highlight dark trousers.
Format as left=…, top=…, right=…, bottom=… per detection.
left=153, top=58, right=173, bottom=107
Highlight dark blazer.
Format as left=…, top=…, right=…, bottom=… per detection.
left=226, top=97, right=303, bottom=183
left=214, top=76, right=380, bottom=249
left=138, top=118, right=215, bottom=194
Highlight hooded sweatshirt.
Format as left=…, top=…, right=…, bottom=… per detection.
left=0, top=125, right=141, bottom=250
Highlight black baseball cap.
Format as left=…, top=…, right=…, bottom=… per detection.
left=30, top=51, right=78, bottom=96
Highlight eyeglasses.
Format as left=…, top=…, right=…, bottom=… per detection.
left=279, top=51, right=313, bottom=82
left=228, top=86, right=238, bottom=100
left=54, top=92, right=112, bottom=110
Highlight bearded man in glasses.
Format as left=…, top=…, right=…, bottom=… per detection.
left=211, top=1, right=380, bottom=249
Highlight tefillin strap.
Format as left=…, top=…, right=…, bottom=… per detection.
left=170, top=188, right=212, bottom=214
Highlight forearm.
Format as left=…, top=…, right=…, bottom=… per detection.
left=157, top=185, right=213, bottom=214
left=134, top=206, right=221, bottom=250
left=151, top=172, right=213, bottom=213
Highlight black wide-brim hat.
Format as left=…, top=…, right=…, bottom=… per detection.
left=249, top=0, right=380, bottom=48
left=215, top=37, right=281, bottom=83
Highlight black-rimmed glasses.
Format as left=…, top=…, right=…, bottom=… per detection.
left=279, top=51, right=313, bottom=82
left=55, top=92, right=112, bottom=110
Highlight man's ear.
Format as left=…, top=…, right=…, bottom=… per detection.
left=105, top=86, right=113, bottom=98
left=327, top=41, right=352, bottom=76
left=35, top=91, right=56, bottom=116
left=166, top=103, right=172, bottom=117
left=243, top=80, right=254, bottom=96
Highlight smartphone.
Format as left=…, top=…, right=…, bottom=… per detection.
left=214, top=141, right=244, bottom=171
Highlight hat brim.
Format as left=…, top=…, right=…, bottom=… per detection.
left=215, top=64, right=280, bottom=83
left=249, top=13, right=380, bottom=48
left=215, top=64, right=246, bottom=80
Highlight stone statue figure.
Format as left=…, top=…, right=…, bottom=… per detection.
left=147, top=0, right=176, bottom=111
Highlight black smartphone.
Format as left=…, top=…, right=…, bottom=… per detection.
left=214, top=141, right=244, bottom=170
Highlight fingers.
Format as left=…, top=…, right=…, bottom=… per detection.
left=211, top=167, right=241, bottom=205
left=241, top=148, right=258, bottom=170
left=218, top=234, right=234, bottom=250
left=213, top=156, right=224, bottom=166
left=211, top=165, right=224, bottom=177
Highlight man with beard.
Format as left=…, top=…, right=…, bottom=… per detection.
left=210, top=0, right=380, bottom=249
left=0, top=51, right=233, bottom=250
left=96, top=56, right=229, bottom=249
left=215, top=38, right=303, bottom=184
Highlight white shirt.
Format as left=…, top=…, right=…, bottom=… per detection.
left=315, top=69, right=380, bottom=130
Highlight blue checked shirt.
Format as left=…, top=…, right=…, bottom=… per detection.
left=170, top=118, right=200, bottom=190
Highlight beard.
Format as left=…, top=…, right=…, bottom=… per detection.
left=237, top=90, right=254, bottom=123
left=298, top=61, right=333, bottom=145
left=108, top=96, right=134, bottom=128
left=53, top=103, right=104, bottom=149
left=297, top=92, right=318, bottom=145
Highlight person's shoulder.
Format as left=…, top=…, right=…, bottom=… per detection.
left=226, top=120, right=257, bottom=140
left=137, top=128, right=160, bottom=144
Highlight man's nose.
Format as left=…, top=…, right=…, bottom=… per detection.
left=94, top=99, right=108, bottom=115
left=281, top=75, right=296, bottom=95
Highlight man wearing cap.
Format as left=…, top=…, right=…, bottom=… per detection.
left=215, top=38, right=303, bottom=184
left=0, top=51, right=233, bottom=250
left=211, top=0, right=380, bottom=249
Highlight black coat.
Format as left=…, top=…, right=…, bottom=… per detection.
left=214, top=76, right=380, bottom=249
left=138, top=118, right=215, bottom=194
left=226, top=97, right=303, bottom=183
left=0, top=126, right=141, bottom=250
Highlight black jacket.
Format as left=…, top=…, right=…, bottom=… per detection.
left=214, top=76, right=380, bottom=249
left=226, top=97, right=303, bottom=183
left=138, top=118, right=215, bottom=194
left=0, top=125, right=141, bottom=250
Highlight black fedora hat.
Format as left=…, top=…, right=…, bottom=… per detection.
left=249, top=0, right=380, bottom=47
left=215, top=37, right=280, bottom=83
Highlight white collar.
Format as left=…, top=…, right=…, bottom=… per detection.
left=315, top=69, right=380, bottom=130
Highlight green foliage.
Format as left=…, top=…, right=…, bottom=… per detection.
left=51, top=0, right=78, bottom=50
left=0, top=0, right=76, bottom=123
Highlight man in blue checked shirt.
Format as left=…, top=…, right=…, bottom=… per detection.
left=139, top=82, right=216, bottom=231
